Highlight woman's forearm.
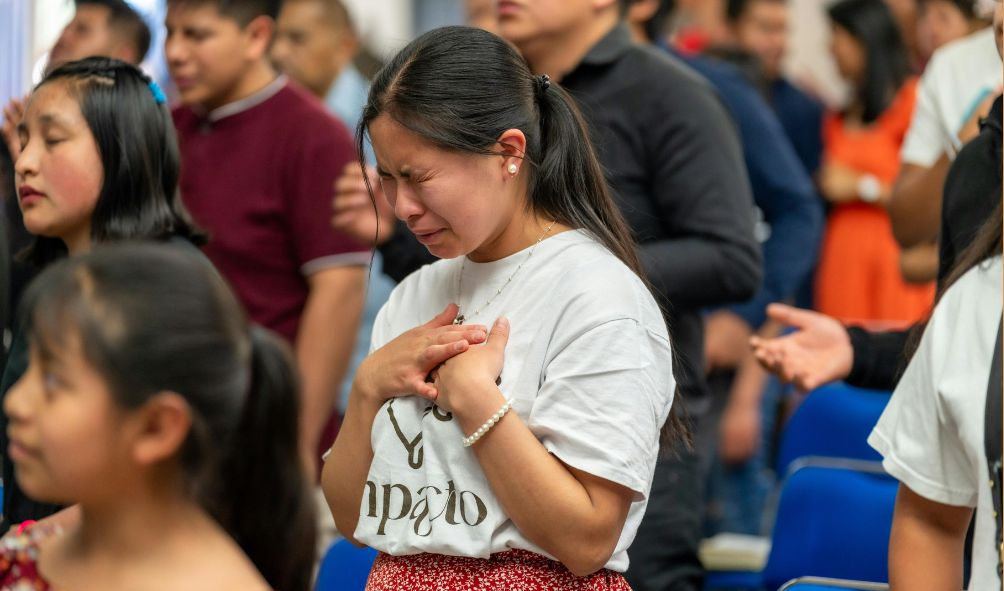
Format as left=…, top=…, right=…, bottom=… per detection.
left=455, top=383, right=632, bottom=576
left=321, top=382, right=384, bottom=543
left=888, top=484, right=971, bottom=590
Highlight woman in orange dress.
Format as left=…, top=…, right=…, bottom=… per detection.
left=815, top=0, right=935, bottom=326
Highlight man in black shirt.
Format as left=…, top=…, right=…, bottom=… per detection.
left=333, top=2, right=762, bottom=588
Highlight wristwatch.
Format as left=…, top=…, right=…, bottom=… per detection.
left=857, top=174, right=881, bottom=203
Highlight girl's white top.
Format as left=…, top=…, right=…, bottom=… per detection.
left=351, top=230, right=675, bottom=572
left=869, top=256, right=1002, bottom=590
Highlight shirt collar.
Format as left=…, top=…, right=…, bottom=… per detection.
left=578, top=23, right=634, bottom=67
left=203, top=74, right=287, bottom=122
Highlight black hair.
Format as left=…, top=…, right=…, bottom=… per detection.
left=358, top=26, right=690, bottom=447
left=166, top=0, right=282, bottom=25
left=20, top=242, right=316, bottom=591
left=727, top=0, right=786, bottom=22
left=828, top=0, right=912, bottom=124
left=21, top=57, right=204, bottom=268
left=359, top=26, right=643, bottom=278
left=939, top=200, right=1003, bottom=298
left=75, top=0, right=152, bottom=62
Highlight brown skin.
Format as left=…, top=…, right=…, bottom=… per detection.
left=271, top=0, right=359, bottom=99
left=888, top=484, right=971, bottom=590
left=750, top=303, right=854, bottom=392
left=467, top=0, right=500, bottom=32
left=729, top=0, right=789, bottom=80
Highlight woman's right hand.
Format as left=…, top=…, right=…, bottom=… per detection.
left=332, top=163, right=397, bottom=246
left=354, top=303, right=488, bottom=403
left=749, top=303, right=853, bottom=392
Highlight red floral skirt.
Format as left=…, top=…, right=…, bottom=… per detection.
left=365, top=548, right=632, bottom=590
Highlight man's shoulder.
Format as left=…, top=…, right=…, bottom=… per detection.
left=621, top=43, right=714, bottom=89
left=587, top=43, right=720, bottom=117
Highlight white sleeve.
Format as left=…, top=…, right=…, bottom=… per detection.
left=867, top=302, right=978, bottom=507
left=526, top=318, right=675, bottom=499
left=899, top=64, right=948, bottom=167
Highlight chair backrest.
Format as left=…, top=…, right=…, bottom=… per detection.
left=776, top=382, right=889, bottom=478
left=315, top=539, right=378, bottom=591
left=779, top=575, right=890, bottom=590
left=761, top=463, right=898, bottom=591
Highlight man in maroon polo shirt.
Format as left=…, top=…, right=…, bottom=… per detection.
left=166, top=0, right=368, bottom=471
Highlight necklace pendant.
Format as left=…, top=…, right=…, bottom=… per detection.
left=453, top=313, right=465, bottom=325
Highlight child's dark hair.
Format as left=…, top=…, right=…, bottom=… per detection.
left=166, top=0, right=282, bottom=25
left=22, top=57, right=204, bottom=267
left=357, top=26, right=691, bottom=448
left=828, top=0, right=912, bottom=124
left=19, top=242, right=316, bottom=591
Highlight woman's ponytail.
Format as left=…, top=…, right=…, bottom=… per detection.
left=529, top=78, right=643, bottom=279
left=211, top=326, right=317, bottom=591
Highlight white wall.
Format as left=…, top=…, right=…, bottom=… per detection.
left=344, top=0, right=415, bottom=60
left=0, top=0, right=33, bottom=103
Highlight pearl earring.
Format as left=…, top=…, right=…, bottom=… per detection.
left=507, top=163, right=518, bottom=175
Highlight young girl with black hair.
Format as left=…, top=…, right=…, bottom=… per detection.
left=323, top=26, right=676, bottom=588
left=2, top=56, right=203, bottom=526
left=2, top=243, right=316, bottom=591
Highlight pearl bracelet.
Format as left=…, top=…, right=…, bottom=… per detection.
left=462, top=399, right=513, bottom=448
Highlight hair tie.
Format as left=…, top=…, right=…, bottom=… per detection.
left=148, top=80, right=167, bottom=105
left=535, top=74, right=551, bottom=101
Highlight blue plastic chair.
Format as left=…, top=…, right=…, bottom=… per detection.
left=315, top=539, right=378, bottom=591
left=703, top=461, right=897, bottom=591
left=760, top=461, right=897, bottom=591
left=778, top=575, right=889, bottom=590
left=775, top=383, right=889, bottom=478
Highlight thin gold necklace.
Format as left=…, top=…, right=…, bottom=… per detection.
left=453, top=220, right=557, bottom=325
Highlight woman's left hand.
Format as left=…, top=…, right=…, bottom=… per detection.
left=819, top=163, right=859, bottom=204
left=432, top=317, right=510, bottom=414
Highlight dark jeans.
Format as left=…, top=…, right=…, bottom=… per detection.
left=625, top=408, right=718, bottom=591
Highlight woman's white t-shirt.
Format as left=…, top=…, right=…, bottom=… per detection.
left=351, top=230, right=675, bottom=572
left=868, top=256, right=1002, bottom=590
